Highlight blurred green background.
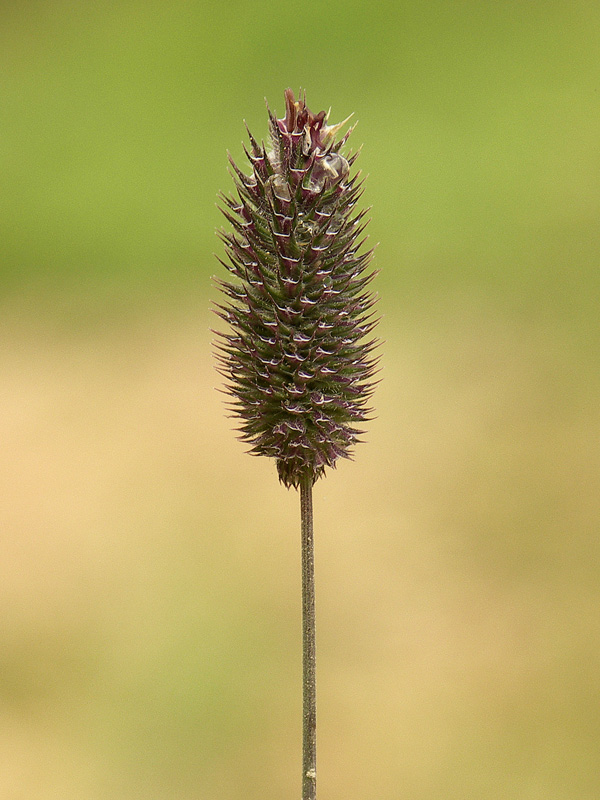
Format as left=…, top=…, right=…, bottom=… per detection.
left=1, top=1, right=599, bottom=798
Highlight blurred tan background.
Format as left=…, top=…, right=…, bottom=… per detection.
left=1, top=1, right=599, bottom=798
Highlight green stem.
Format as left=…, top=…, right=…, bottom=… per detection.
left=300, top=475, right=316, bottom=800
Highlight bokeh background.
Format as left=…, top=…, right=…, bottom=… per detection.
left=2, top=1, right=599, bottom=798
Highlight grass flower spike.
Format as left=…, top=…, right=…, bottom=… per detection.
left=214, top=89, right=379, bottom=800
left=215, top=89, right=378, bottom=489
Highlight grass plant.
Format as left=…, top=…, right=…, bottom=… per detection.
left=214, top=90, right=379, bottom=799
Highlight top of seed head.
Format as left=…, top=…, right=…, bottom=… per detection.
left=215, top=89, right=379, bottom=489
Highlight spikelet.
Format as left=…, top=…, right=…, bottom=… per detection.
left=214, top=89, right=379, bottom=489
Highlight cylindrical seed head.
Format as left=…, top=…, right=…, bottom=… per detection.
left=215, top=89, right=379, bottom=488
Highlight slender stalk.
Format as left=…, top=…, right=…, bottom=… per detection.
left=300, top=474, right=316, bottom=800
